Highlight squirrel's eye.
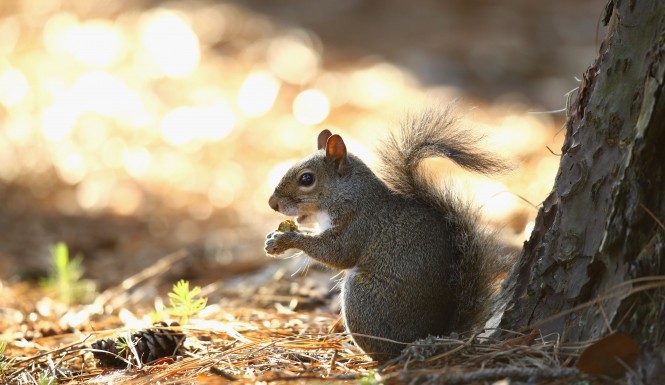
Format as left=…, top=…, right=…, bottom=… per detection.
left=298, top=173, right=315, bottom=187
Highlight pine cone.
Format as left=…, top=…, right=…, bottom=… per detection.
left=91, top=322, right=185, bottom=368
left=132, top=322, right=185, bottom=364
left=91, top=338, right=127, bottom=368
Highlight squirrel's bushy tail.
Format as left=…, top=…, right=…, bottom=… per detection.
left=377, top=104, right=508, bottom=198
left=378, top=104, right=513, bottom=332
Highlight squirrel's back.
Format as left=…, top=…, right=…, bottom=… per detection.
left=377, top=105, right=512, bottom=331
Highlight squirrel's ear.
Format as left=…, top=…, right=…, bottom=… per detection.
left=325, top=134, right=350, bottom=176
left=317, top=129, right=332, bottom=150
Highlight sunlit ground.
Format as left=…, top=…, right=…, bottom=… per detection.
left=0, top=0, right=570, bottom=276
left=0, top=2, right=612, bottom=383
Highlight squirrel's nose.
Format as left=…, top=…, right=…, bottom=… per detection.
left=269, top=195, right=279, bottom=212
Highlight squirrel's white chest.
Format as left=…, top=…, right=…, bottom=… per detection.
left=316, top=210, right=332, bottom=232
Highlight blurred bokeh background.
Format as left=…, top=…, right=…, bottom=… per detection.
left=0, top=0, right=603, bottom=287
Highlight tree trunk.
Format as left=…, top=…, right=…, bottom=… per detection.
left=500, top=0, right=665, bottom=347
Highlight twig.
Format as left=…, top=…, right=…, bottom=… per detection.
left=404, top=366, right=582, bottom=385
left=425, top=333, right=476, bottom=363
left=640, top=203, right=665, bottom=231
left=7, top=335, right=93, bottom=381
left=545, top=145, right=562, bottom=156
left=328, top=349, right=338, bottom=372
left=258, top=373, right=358, bottom=382
left=210, top=365, right=239, bottom=381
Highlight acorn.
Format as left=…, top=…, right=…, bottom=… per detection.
left=277, top=219, right=299, bottom=232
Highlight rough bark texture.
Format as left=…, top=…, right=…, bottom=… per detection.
left=500, top=0, right=665, bottom=347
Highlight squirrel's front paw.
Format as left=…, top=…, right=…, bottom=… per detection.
left=264, top=231, right=299, bottom=256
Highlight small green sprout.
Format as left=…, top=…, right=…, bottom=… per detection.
left=358, top=370, right=383, bottom=385
left=166, top=280, right=207, bottom=324
left=115, top=336, right=129, bottom=356
left=0, top=340, right=12, bottom=375
left=42, top=242, right=95, bottom=304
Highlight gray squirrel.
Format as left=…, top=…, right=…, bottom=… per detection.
left=265, top=106, right=512, bottom=361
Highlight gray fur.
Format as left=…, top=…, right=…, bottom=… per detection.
left=266, top=107, right=512, bottom=362
left=378, top=105, right=510, bottom=197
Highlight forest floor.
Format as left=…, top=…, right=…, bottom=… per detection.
left=1, top=251, right=600, bottom=385
left=0, top=0, right=622, bottom=383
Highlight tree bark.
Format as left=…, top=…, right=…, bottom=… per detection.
left=500, top=0, right=665, bottom=347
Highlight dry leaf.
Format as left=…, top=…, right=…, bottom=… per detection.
left=576, top=332, right=640, bottom=378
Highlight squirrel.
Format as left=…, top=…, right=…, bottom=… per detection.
left=265, top=106, right=513, bottom=362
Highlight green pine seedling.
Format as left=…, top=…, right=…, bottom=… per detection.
left=52, top=242, right=83, bottom=300
left=42, top=242, right=95, bottom=304
left=0, top=340, right=13, bottom=376
left=166, top=280, right=207, bottom=324
left=115, top=336, right=129, bottom=356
